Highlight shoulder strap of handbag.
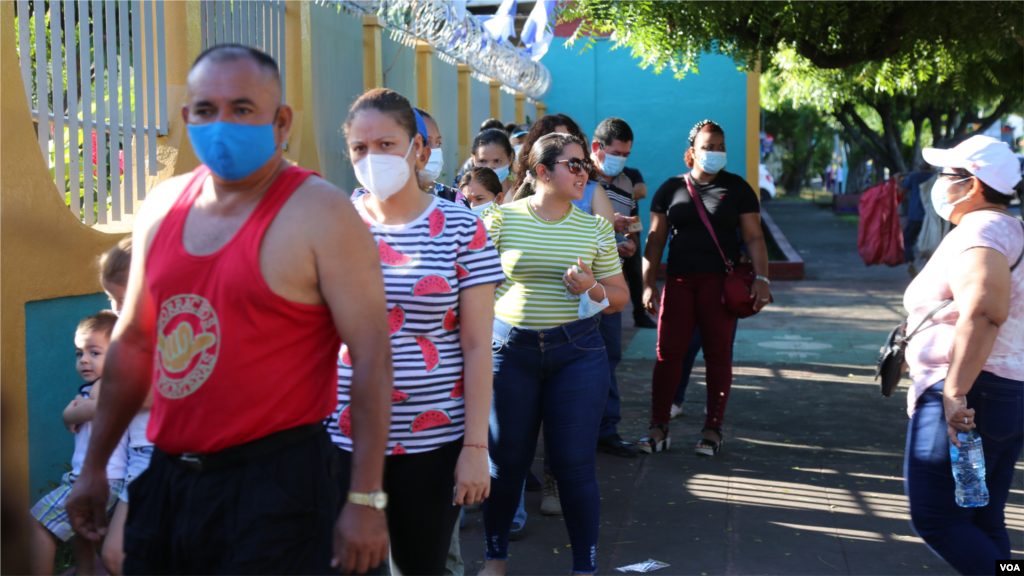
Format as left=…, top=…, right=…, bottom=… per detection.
left=906, top=220, right=1024, bottom=342
left=684, top=174, right=734, bottom=271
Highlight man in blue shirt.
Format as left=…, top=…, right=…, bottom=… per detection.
left=899, top=167, right=935, bottom=272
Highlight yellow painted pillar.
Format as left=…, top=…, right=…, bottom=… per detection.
left=458, top=64, right=472, bottom=164
left=514, top=92, right=525, bottom=124
left=416, top=41, right=434, bottom=115
left=154, top=0, right=201, bottom=183
left=280, top=1, right=319, bottom=172
left=489, top=79, right=502, bottom=121
left=2, top=2, right=123, bottom=535
left=536, top=101, right=547, bottom=118
left=363, top=16, right=383, bottom=90
left=746, top=61, right=761, bottom=195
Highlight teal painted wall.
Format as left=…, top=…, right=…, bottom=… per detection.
left=542, top=39, right=749, bottom=249
left=382, top=36, right=417, bottom=108
left=525, top=100, right=537, bottom=124
left=310, top=4, right=363, bottom=194
left=26, top=293, right=111, bottom=501
left=501, top=90, right=515, bottom=125
left=431, top=55, right=461, bottom=186
left=471, top=77, right=491, bottom=135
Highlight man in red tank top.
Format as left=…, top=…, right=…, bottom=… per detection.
left=67, top=45, right=393, bottom=574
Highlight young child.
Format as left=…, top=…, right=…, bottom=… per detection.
left=97, top=238, right=154, bottom=576
left=29, top=311, right=128, bottom=576
left=459, top=166, right=505, bottom=214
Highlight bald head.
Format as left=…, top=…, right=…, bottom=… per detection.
left=188, top=44, right=281, bottom=102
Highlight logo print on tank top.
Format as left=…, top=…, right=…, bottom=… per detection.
left=155, top=294, right=220, bottom=399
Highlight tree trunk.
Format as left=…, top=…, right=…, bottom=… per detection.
left=909, top=115, right=924, bottom=172
left=793, top=145, right=815, bottom=191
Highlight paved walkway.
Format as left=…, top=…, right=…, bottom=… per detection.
left=456, top=201, right=1024, bottom=575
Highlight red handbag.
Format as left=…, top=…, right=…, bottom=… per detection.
left=684, top=174, right=771, bottom=319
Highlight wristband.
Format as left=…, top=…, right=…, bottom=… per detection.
left=463, top=443, right=488, bottom=450
left=755, top=275, right=770, bottom=284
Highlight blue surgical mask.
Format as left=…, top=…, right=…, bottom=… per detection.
left=471, top=201, right=493, bottom=215
left=493, top=164, right=510, bottom=182
left=578, top=282, right=609, bottom=319
left=599, top=153, right=626, bottom=177
left=931, top=175, right=973, bottom=221
left=697, top=151, right=727, bottom=174
left=188, top=120, right=278, bottom=181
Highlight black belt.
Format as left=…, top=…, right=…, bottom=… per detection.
left=169, top=423, right=323, bottom=473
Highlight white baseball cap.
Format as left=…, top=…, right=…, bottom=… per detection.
left=923, top=135, right=1022, bottom=195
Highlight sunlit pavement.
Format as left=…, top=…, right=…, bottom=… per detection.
left=457, top=203, right=1024, bottom=575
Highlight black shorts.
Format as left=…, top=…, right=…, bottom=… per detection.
left=123, top=428, right=341, bottom=575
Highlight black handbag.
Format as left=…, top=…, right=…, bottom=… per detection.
left=876, top=299, right=952, bottom=397
left=877, top=218, right=1024, bottom=396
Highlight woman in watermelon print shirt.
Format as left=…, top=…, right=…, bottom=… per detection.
left=327, top=88, right=505, bottom=575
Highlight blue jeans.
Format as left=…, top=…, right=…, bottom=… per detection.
left=599, top=312, right=623, bottom=440
left=904, top=373, right=1024, bottom=575
left=514, top=484, right=527, bottom=526
left=484, top=317, right=609, bottom=573
left=673, top=320, right=738, bottom=406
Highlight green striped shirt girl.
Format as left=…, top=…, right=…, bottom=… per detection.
left=483, top=199, right=622, bottom=330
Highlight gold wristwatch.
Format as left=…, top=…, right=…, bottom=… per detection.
left=348, top=490, right=388, bottom=511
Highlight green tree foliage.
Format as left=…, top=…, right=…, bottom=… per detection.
left=561, top=1, right=1024, bottom=178
left=560, top=1, right=1022, bottom=82
left=762, top=100, right=833, bottom=194
left=765, top=38, right=1022, bottom=174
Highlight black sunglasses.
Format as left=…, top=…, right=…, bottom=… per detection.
left=937, top=172, right=972, bottom=179
left=553, top=157, right=593, bottom=175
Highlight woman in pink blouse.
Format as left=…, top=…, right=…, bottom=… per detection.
left=902, top=135, right=1024, bottom=574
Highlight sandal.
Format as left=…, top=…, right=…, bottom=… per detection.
left=695, top=427, right=723, bottom=457
left=638, top=424, right=671, bottom=454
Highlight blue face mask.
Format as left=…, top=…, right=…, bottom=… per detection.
left=492, top=164, right=510, bottom=183
left=697, top=151, right=727, bottom=174
left=187, top=119, right=278, bottom=181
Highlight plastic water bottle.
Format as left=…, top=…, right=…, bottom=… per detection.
left=949, top=429, right=989, bottom=507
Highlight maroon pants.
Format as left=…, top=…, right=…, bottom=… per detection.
left=652, top=274, right=737, bottom=428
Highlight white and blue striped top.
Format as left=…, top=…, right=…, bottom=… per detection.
left=327, top=193, right=505, bottom=455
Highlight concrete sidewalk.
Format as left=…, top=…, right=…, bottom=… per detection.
left=455, top=202, right=1023, bottom=575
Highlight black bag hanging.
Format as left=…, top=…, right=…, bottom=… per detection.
left=876, top=299, right=952, bottom=397
left=877, top=219, right=1024, bottom=396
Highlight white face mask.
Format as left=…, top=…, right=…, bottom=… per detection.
left=513, top=144, right=524, bottom=156
left=931, top=175, right=973, bottom=221
left=578, top=282, right=609, bottom=319
left=697, top=151, right=727, bottom=173
left=471, top=201, right=493, bottom=215
left=599, top=153, right=626, bottom=177
left=353, top=139, right=415, bottom=201
left=421, top=147, right=444, bottom=183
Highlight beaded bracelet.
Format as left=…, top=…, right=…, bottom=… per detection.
left=463, top=443, right=488, bottom=450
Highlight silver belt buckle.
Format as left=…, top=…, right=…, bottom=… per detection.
left=179, top=453, right=205, bottom=471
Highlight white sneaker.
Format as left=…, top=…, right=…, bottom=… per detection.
left=670, top=404, right=683, bottom=419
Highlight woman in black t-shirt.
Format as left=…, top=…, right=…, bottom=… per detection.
left=637, top=120, right=772, bottom=457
